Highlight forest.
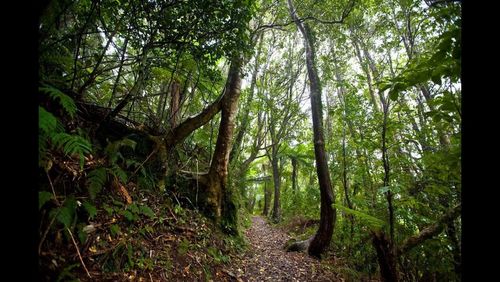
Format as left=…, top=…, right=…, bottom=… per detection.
left=38, top=0, right=461, bottom=281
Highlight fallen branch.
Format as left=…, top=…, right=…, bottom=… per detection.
left=67, top=228, right=92, bottom=278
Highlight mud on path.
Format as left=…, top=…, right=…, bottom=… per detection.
left=227, top=216, right=342, bottom=281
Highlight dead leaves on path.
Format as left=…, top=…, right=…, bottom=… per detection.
left=228, top=216, right=342, bottom=282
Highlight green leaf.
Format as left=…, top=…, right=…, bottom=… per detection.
left=140, top=205, right=155, bottom=219
left=378, top=186, right=390, bottom=194
left=39, top=107, right=58, bottom=134
left=110, top=164, right=128, bottom=183
left=334, top=203, right=385, bottom=230
left=123, top=210, right=135, bottom=221
left=39, top=84, right=77, bottom=119
left=431, top=75, right=441, bottom=85
left=110, top=224, right=121, bottom=236
left=87, top=167, right=108, bottom=200
left=82, top=201, right=97, bottom=219
left=51, top=133, right=92, bottom=170
left=128, top=203, right=139, bottom=214
left=39, top=191, right=53, bottom=210
left=78, top=226, right=88, bottom=244
left=57, top=197, right=77, bottom=228
left=389, top=89, right=399, bottom=101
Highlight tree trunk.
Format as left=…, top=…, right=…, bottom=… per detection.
left=288, top=0, right=336, bottom=258
left=263, top=179, right=271, bottom=216
left=229, top=32, right=264, bottom=164
left=103, top=45, right=150, bottom=122
left=291, top=157, right=298, bottom=194
left=169, top=80, right=181, bottom=129
left=270, top=152, right=281, bottom=222
left=372, top=231, right=399, bottom=282
left=203, top=57, right=242, bottom=234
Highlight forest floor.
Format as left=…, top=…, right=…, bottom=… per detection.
left=227, top=216, right=343, bottom=281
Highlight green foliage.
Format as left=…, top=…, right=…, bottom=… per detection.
left=334, top=203, right=385, bottom=231
left=40, top=84, right=77, bottom=119
left=139, top=205, right=155, bottom=219
left=39, top=89, right=92, bottom=170
left=39, top=191, right=53, bottom=210
left=87, top=167, right=108, bottom=200
left=56, top=263, right=79, bottom=282
left=178, top=238, right=191, bottom=255
left=52, top=133, right=92, bottom=169
left=110, top=224, right=121, bottom=236
left=56, top=196, right=77, bottom=229
left=380, top=24, right=460, bottom=101
left=105, top=137, right=137, bottom=164
left=207, top=246, right=230, bottom=264
left=82, top=201, right=97, bottom=219
left=39, top=107, right=58, bottom=134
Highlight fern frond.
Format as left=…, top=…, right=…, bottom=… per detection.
left=87, top=167, right=108, bottom=200
left=110, top=164, right=128, bottom=183
left=39, top=84, right=77, bottom=119
left=105, top=137, right=137, bottom=164
left=51, top=133, right=92, bottom=169
left=334, top=203, right=385, bottom=231
left=39, top=106, right=58, bottom=134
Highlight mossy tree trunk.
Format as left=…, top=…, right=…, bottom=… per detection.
left=203, top=56, right=242, bottom=234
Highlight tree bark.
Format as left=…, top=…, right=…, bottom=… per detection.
left=291, top=157, right=298, bottom=194
left=263, top=180, right=271, bottom=216
left=270, top=152, right=281, bottom=222
left=203, top=56, right=242, bottom=234
left=288, top=0, right=336, bottom=258
left=169, top=80, right=181, bottom=129
left=229, top=32, right=264, bottom=164
left=164, top=94, right=223, bottom=148
left=372, top=231, right=399, bottom=282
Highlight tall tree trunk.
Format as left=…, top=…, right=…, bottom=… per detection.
left=270, top=150, right=281, bottom=222
left=372, top=231, right=399, bottom=282
left=203, top=57, right=242, bottom=234
left=263, top=180, right=271, bottom=216
left=350, top=33, right=380, bottom=113
left=373, top=100, right=399, bottom=282
left=229, top=32, right=264, bottom=164
left=169, top=80, right=181, bottom=129
left=291, top=157, right=298, bottom=194
left=288, top=0, right=336, bottom=258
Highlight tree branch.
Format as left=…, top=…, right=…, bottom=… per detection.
left=398, top=204, right=461, bottom=255
left=254, top=0, right=355, bottom=32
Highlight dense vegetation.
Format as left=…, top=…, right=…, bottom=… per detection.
left=38, top=0, right=461, bottom=280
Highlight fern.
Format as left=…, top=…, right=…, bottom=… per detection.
left=105, top=137, right=137, bottom=164
left=87, top=167, right=108, bottom=200
left=334, top=203, right=385, bottom=231
left=110, top=164, right=128, bottom=183
left=52, top=133, right=92, bottom=169
left=39, top=191, right=53, bottom=210
left=39, top=84, right=77, bottom=119
left=82, top=201, right=97, bottom=219
left=56, top=196, right=77, bottom=228
left=39, top=106, right=58, bottom=134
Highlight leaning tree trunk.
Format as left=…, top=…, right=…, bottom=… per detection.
left=288, top=0, right=336, bottom=258
left=203, top=56, right=242, bottom=234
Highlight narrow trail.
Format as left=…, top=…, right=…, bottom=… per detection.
left=228, top=216, right=341, bottom=281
